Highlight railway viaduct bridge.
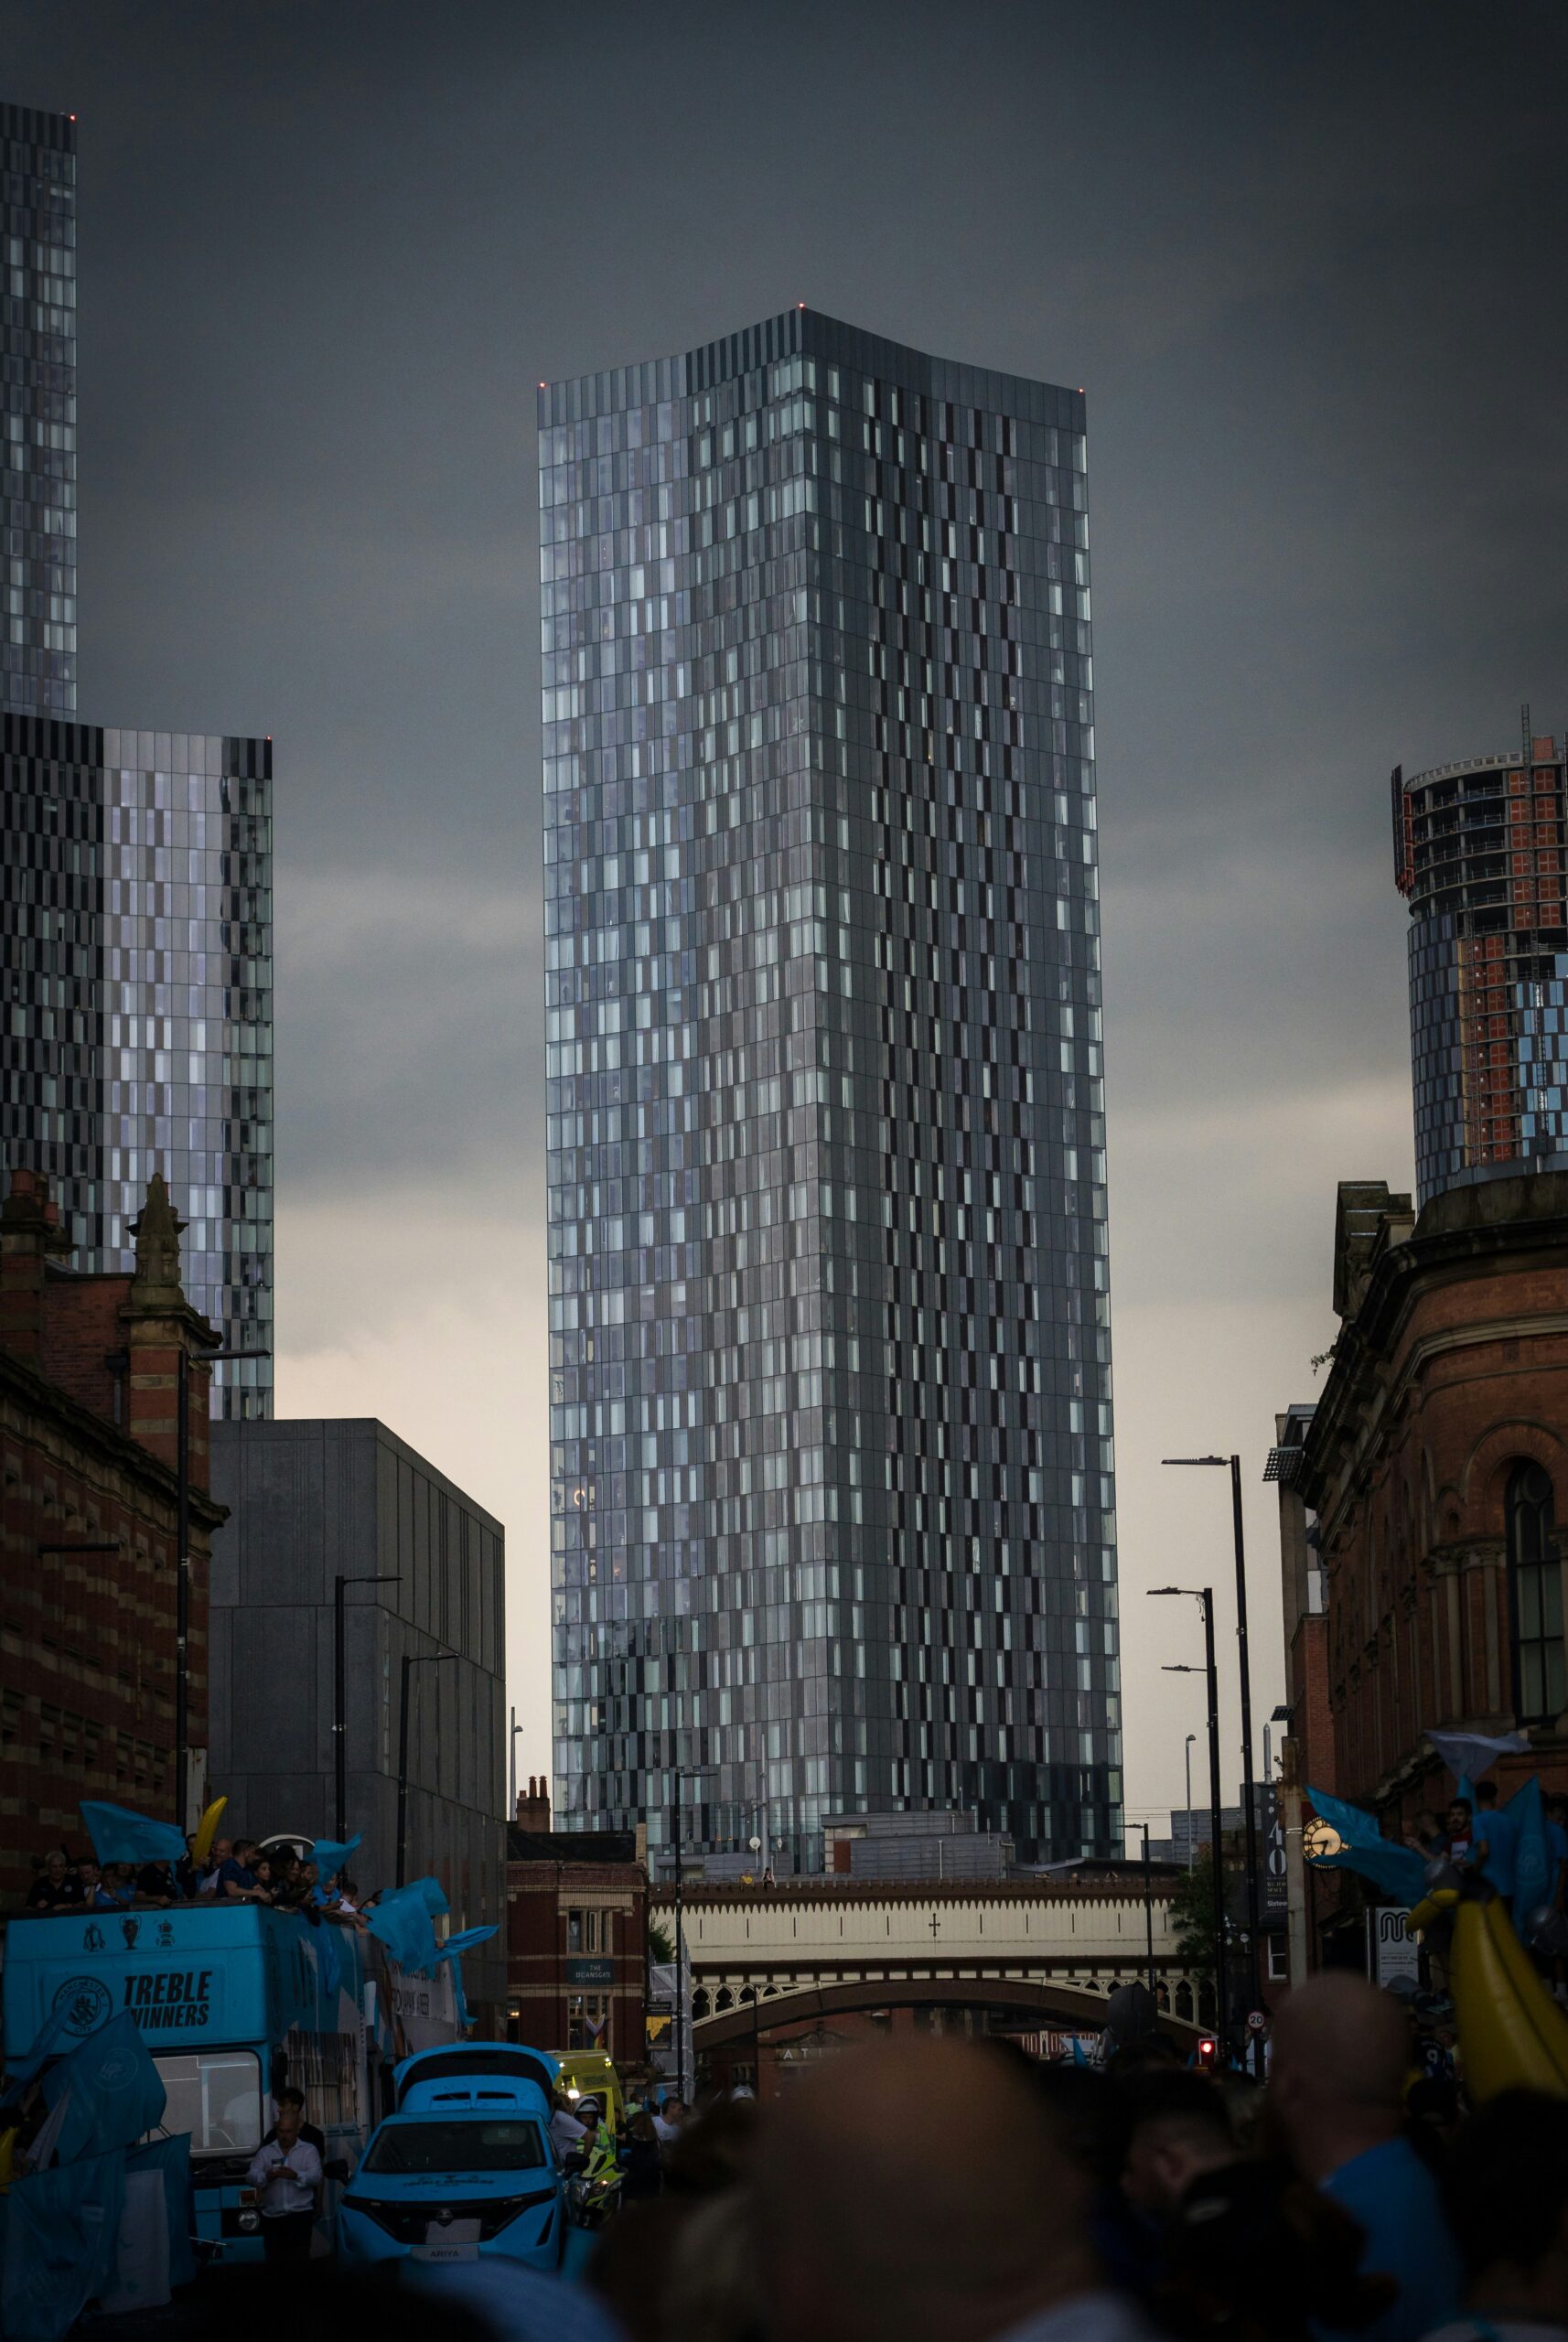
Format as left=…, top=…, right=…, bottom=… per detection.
left=650, top=1873, right=1209, bottom=2080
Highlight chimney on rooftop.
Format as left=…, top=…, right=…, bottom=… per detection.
left=0, top=1166, right=70, bottom=1364
left=516, top=1775, right=551, bottom=1830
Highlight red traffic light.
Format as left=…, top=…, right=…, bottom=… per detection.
left=1196, top=2035, right=1219, bottom=2070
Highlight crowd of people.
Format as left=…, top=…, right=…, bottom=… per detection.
left=22, top=1837, right=371, bottom=1926
left=569, top=1995, right=1568, bottom=2342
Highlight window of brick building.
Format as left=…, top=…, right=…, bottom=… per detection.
left=1508, top=1462, right=1566, bottom=1722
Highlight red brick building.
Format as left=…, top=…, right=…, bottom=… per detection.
left=1278, top=1171, right=1568, bottom=1966
left=0, top=1166, right=224, bottom=1902
left=505, top=1778, right=649, bottom=2062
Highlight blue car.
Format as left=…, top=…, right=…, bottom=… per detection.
left=338, top=2087, right=564, bottom=2272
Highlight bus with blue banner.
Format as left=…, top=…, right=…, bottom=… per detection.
left=2, top=1902, right=461, bottom=2260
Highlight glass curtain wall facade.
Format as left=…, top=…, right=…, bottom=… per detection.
left=1, top=102, right=77, bottom=717
left=1394, top=725, right=1568, bottom=1205
left=542, top=308, right=1119, bottom=1867
left=0, top=104, right=272, bottom=1415
left=1, top=714, right=274, bottom=1411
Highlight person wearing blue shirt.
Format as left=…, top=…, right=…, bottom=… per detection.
left=1270, top=1973, right=1461, bottom=2342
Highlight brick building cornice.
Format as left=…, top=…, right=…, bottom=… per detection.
left=0, top=1343, right=225, bottom=1532
left=1303, top=1170, right=1568, bottom=1533
left=650, top=1872, right=1181, bottom=1914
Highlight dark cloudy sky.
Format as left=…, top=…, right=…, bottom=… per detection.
left=7, top=0, right=1565, bottom=1828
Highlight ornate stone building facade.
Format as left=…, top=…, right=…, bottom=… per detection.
left=1293, top=1170, right=1568, bottom=1864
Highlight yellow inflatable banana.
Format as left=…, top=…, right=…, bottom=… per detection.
left=190, top=1796, right=228, bottom=1866
left=1448, top=1891, right=1568, bottom=2100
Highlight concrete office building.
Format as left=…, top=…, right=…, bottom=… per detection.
left=542, top=308, right=1119, bottom=1867
left=209, top=1417, right=507, bottom=2014
left=0, top=102, right=273, bottom=1414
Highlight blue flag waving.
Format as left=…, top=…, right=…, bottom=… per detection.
left=39, top=2011, right=166, bottom=2167
left=1509, top=1775, right=1554, bottom=1938
left=2, top=2000, right=77, bottom=2108
left=311, top=1833, right=360, bottom=1880
left=79, top=1801, right=185, bottom=1870
left=365, top=1883, right=440, bottom=1975
left=0, top=2142, right=127, bottom=2342
left=1305, top=1787, right=1428, bottom=1909
left=433, top=1925, right=498, bottom=1965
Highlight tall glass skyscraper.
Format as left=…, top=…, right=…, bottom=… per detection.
left=1, top=102, right=77, bottom=716
left=542, top=309, right=1119, bottom=1866
left=1394, top=718, right=1568, bottom=1206
left=0, top=103, right=272, bottom=1414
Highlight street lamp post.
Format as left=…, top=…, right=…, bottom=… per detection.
left=396, top=1649, right=457, bottom=1885
left=509, top=1710, right=524, bottom=1819
left=335, top=1574, right=399, bottom=1842
left=673, top=1768, right=687, bottom=2104
left=1184, top=1735, right=1197, bottom=1867
left=176, top=1342, right=270, bottom=1832
left=1153, top=1584, right=1226, bottom=2044
left=1164, top=1455, right=1263, bottom=2032
left=1132, top=1821, right=1156, bottom=1999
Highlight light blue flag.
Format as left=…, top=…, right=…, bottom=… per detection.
left=79, top=1801, right=185, bottom=1869
left=125, top=2131, right=197, bottom=2293
left=365, top=1884, right=439, bottom=1975
left=414, top=1875, right=449, bottom=1918
left=1509, top=1776, right=1553, bottom=1936
left=40, top=2011, right=166, bottom=2166
left=311, top=1833, right=360, bottom=1880
left=1071, top=2036, right=1089, bottom=2067
left=1305, top=1787, right=1428, bottom=1909
left=433, top=1925, right=498, bottom=1965
left=0, top=2142, right=126, bottom=2342
left=3, top=1999, right=77, bottom=2107
left=1476, top=1799, right=1519, bottom=1895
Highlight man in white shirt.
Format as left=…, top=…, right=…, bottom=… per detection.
left=245, top=2097, right=322, bottom=2261
left=550, top=2091, right=588, bottom=2162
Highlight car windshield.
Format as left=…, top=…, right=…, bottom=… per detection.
left=365, top=2120, right=546, bottom=2175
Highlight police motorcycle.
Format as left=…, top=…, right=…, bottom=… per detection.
left=562, top=2095, right=623, bottom=2231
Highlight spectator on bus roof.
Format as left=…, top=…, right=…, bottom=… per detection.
left=134, top=1861, right=177, bottom=1907
left=24, top=1849, right=83, bottom=1912
left=91, top=1864, right=138, bottom=1911
left=219, top=1841, right=274, bottom=1904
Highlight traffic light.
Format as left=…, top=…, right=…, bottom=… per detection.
left=1195, top=2034, right=1219, bottom=2071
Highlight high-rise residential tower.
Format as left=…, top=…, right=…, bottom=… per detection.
left=0, top=103, right=272, bottom=1413
left=542, top=309, right=1119, bottom=1867
left=1, top=102, right=77, bottom=716
left=1394, top=716, right=1568, bottom=1207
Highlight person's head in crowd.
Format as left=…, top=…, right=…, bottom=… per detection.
left=209, top=1837, right=232, bottom=1868
left=754, top=2037, right=1109, bottom=2342
left=1442, top=2090, right=1568, bottom=2327
left=1475, top=1779, right=1498, bottom=1810
left=1444, top=1799, right=1474, bottom=1849
left=1409, top=1809, right=1444, bottom=1851
left=1267, top=1973, right=1409, bottom=2183
left=77, top=1858, right=102, bottom=1896
left=1121, top=2072, right=1237, bottom=2221
left=41, top=1850, right=68, bottom=1888
left=1161, top=2158, right=1397, bottom=2342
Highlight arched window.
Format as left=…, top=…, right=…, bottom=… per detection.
left=1174, top=1980, right=1194, bottom=2023
left=1508, top=1462, right=1566, bottom=1722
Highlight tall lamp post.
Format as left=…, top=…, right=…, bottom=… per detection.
left=1151, top=1585, right=1226, bottom=2043
left=1184, top=1735, right=1197, bottom=1867
left=396, top=1649, right=457, bottom=1885
left=334, top=1574, right=398, bottom=1842
left=1131, top=1821, right=1156, bottom=1998
left=176, top=1342, right=270, bottom=1832
left=1164, top=1455, right=1263, bottom=2029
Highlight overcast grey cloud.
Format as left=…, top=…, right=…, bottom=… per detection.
left=5, top=0, right=1564, bottom=1825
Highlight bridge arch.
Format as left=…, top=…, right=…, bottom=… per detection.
left=693, top=1973, right=1202, bottom=2053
